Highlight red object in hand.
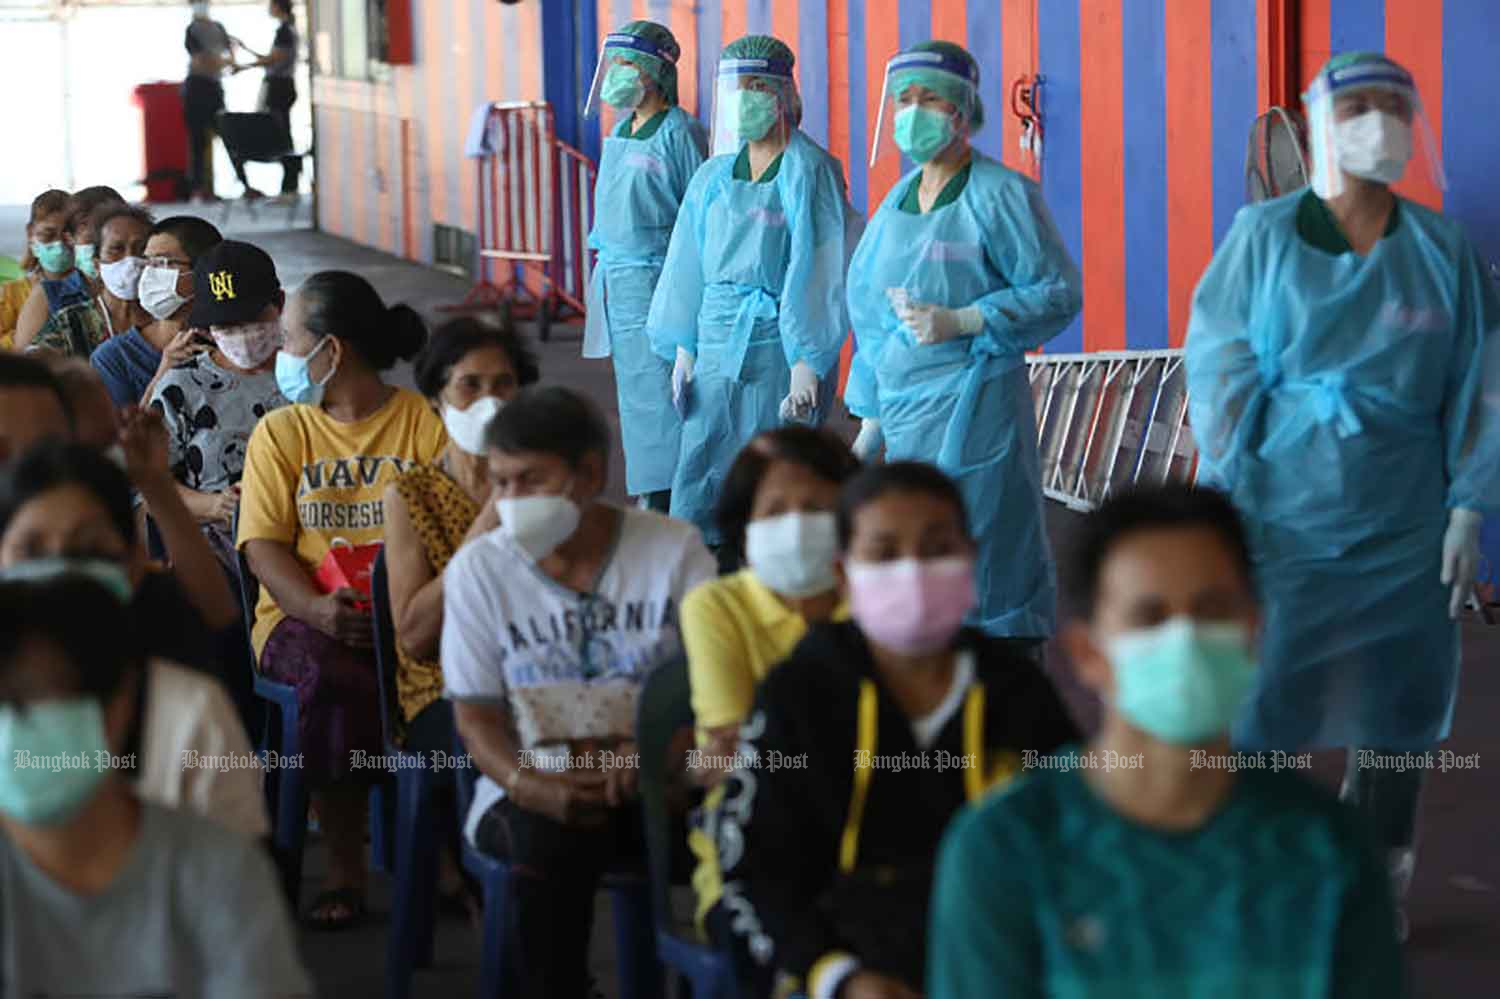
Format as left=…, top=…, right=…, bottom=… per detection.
left=315, top=540, right=381, bottom=607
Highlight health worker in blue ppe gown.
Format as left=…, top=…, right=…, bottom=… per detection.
left=845, top=41, right=1082, bottom=641
left=582, top=20, right=707, bottom=513
left=647, top=34, right=854, bottom=553
left=1186, top=52, right=1500, bottom=938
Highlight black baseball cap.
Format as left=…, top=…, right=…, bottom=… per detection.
left=188, top=240, right=281, bottom=327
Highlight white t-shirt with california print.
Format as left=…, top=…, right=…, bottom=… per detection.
left=442, top=504, right=717, bottom=844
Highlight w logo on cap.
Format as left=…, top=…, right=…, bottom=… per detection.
left=209, top=271, right=236, bottom=301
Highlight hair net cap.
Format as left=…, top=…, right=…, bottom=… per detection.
left=1304, top=51, right=1415, bottom=105
left=607, top=20, right=681, bottom=105
left=722, top=34, right=795, bottom=69
left=888, top=40, right=984, bottom=131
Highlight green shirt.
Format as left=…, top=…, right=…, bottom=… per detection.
left=928, top=747, right=1403, bottom=999
left=622, top=109, right=667, bottom=141
left=899, top=162, right=973, bottom=214
left=1296, top=189, right=1401, bottom=255
left=733, top=145, right=784, bottom=183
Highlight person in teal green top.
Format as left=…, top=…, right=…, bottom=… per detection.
left=929, top=485, right=1403, bottom=999
left=581, top=19, right=707, bottom=513
left=845, top=40, right=1081, bottom=644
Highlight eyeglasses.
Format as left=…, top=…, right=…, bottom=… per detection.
left=146, top=255, right=192, bottom=270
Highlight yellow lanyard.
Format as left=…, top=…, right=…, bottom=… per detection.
left=837, top=678, right=996, bottom=874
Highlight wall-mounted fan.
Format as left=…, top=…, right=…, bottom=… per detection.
left=1245, top=106, right=1309, bottom=203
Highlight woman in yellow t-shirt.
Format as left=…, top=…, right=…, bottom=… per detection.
left=681, top=427, right=860, bottom=931
left=238, top=270, right=445, bottom=930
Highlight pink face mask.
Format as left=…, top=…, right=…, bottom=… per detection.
left=845, top=556, right=976, bottom=656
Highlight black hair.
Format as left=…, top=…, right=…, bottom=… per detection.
left=0, top=353, right=74, bottom=433
left=90, top=203, right=156, bottom=251
left=836, top=461, right=969, bottom=550
left=0, top=442, right=136, bottom=548
left=148, top=215, right=224, bottom=262
left=296, top=270, right=427, bottom=372
left=1064, top=484, right=1255, bottom=618
left=485, top=386, right=611, bottom=468
left=271, top=0, right=294, bottom=19
left=20, top=189, right=71, bottom=271
left=413, top=316, right=540, bottom=399
left=717, top=427, right=862, bottom=558
left=67, top=186, right=126, bottom=235
left=0, top=577, right=144, bottom=704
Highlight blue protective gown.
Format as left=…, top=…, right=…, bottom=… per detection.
left=584, top=107, right=707, bottom=496
left=647, top=129, right=852, bottom=545
left=1186, top=192, right=1500, bottom=751
left=845, top=155, right=1082, bottom=638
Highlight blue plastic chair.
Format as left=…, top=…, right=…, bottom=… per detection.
left=451, top=732, right=662, bottom=999
left=370, top=551, right=442, bottom=999
left=233, top=533, right=389, bottom=907
left=636, top=657, right=738, bottom=999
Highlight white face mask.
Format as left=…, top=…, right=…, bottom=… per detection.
left=99, top=255, right=146, bottom=302
left=138, top=265, right=190, bottom=321
left=1335, top=110, right=1413, bottom=185
left=496, top=490, right=581, bottom=561
left=442, top=396, right=504, bottom=456
left=744, top=511, right=838, bottom=598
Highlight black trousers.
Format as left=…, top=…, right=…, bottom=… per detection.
left=258, top=78, right=301, bottom=194
left=474, top=796, right=646, bottom=999
left=182, top=76, right=235, bottom=193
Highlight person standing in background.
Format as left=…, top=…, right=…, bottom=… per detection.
left=232, top=0, right=302, bottom=202
left=182, top=1, right=237, bottom=202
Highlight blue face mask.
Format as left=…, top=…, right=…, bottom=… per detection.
left=274, top=336, right=336, bottom=405
left=73, top=243, right=98, bottom=279
left=0, top=699, right=112, bottom=825
left=31, top=240, right=74, bottom=274
left=893, top=106, right=957, bottom=164
left=1107, top=617, right=1257, bottom=745
left=727, top=88, right=781, bottom=142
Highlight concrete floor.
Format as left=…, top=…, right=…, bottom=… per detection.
left=3, top=204, right=1496, bottom=996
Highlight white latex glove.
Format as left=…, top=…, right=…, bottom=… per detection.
left=851, top=418, right=884, bottom=461
left=671, top=347, right=695, bottom=419
left=1440, top=508, right=1483, bottom=619
left=779, top=360, right=819, bottom=422
left=889, top=293, right=984, bottom=346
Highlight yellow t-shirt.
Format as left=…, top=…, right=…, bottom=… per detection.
left=681, top=568, right=847, bottom=926
left=236, top=388, right=447, bottom=656
left=0, top=276, right=35, bottom=349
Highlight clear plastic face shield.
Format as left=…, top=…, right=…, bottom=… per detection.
left=870, top=50, right=979, bottom=169
left=583, top=32, right=671, bottom=119
left=710, top=58, right=794, bottom=159
left=1304, top=60, right=1445, bottom=199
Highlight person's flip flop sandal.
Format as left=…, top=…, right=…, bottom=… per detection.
left=303, top=887, right=366, bottom=931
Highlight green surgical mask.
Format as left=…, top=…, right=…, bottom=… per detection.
left=601, top=63, right=646, bottom=111
left=1107, top=617, right=1257, bottom=745
left=0, top=699, right=112, bottom=825
left=728, top=88, right=780, bottom=142
left=31, top=240, right=74, bottom=275
left=893, top=106, right=957, bottom=163
left=74, top=243, right=97, bottom=279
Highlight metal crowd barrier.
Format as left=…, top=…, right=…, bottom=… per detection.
left=1028, top=349, right=1199, bottom=512
left=445, top=101, right=597, bottom=341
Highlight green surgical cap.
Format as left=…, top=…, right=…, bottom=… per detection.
left=889, top=39, right=984, bottom=131
left=611, top=19, right=680, bottom=105
left=722, top=34, right=795, bottom=69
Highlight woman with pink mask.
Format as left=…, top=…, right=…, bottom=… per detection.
left=711, top=461, right=1080, bottom=999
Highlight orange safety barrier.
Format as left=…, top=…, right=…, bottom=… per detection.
left=443, top=101, right=597, bottom=341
